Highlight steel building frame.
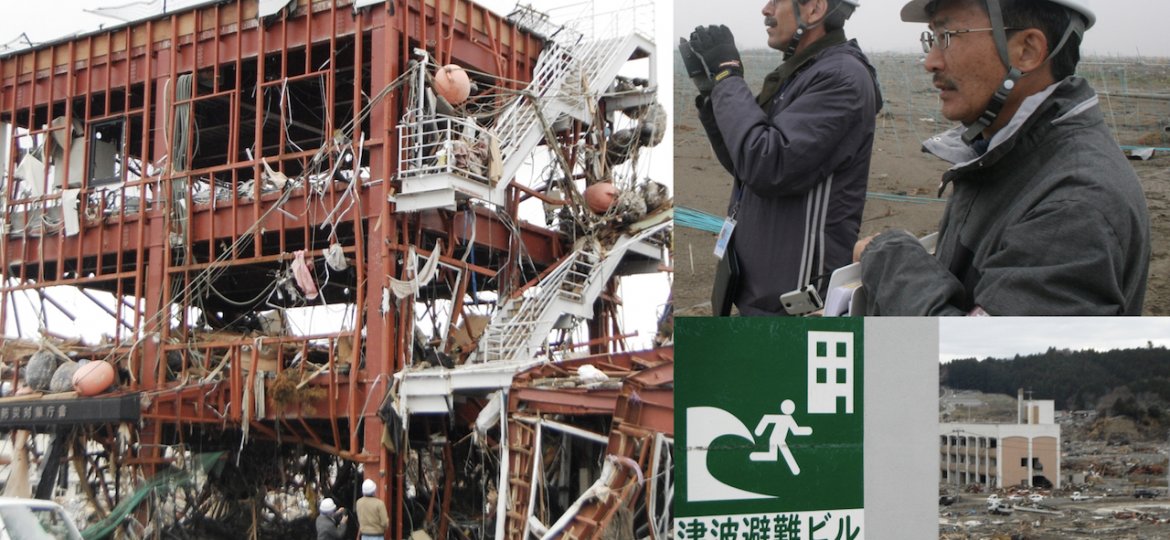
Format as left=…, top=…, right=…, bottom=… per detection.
left=0, top=0, right=670, bottom=537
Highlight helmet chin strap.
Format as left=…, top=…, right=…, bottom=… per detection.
left=963, top=0, right=1014, bottom=143
left=783, top=0, right=810, bottom=59
left=962, top=67, right=1020, bottom=144
left=1048, top=13, right=1086, bottom=65
left=963, top=0, right=1087, bottom=144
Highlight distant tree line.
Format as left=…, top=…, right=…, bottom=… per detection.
left=942, top=344, right=1170, bottom=417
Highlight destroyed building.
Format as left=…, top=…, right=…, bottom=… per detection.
left=942, top=390, right=1061, bottom=490
left=0, top=0, right=672, bottom=538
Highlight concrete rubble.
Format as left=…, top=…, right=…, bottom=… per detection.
left=940, top=388, right=1170, bottom=539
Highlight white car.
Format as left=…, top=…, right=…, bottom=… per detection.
left=1071, top=492, right=1090, bottom=501
left=1006, top=493, right=1023, bottom=503
left=988, top=501, right=1014, bottom=515
left=0, top=497, right=82, bottom=539
left=1028, top=493, right=1045, bottom=503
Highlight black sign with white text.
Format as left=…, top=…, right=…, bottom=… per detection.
left=0, top=393, right=139, bottom=429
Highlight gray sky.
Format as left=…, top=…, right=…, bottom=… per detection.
left=675, top=0, right=1170, bottom=57
left=0, top=0, right=653, bottom=49
left=939, top=318, right=1170, bottom=363
left=4, top=1, right=1164, bottom=58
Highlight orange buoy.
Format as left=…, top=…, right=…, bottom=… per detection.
left=72, top=360, right=116, bottom=397
left=584, top=183, right=620, bottom=213
left=434, top=64, right=471, bottom=105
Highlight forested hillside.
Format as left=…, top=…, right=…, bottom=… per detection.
left=942, top=345, right=1170, bottom=414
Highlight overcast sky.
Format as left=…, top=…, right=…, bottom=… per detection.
left=675, top=0, right=1170, bottom=58
left=3, top=0, right=1164, bottom=59
left=0, top=0, right=656, bottom=49
left=939, top=318, right=1170, bottom=363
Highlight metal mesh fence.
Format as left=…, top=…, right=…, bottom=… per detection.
left=737, top=51, right=1170, bottom=151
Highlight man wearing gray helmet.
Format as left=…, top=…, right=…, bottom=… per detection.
left=681, top=0, right=882, bottom=316
left=856, top=0, right=1150, bottom=315
left=316, top=497, right=348, bottom=540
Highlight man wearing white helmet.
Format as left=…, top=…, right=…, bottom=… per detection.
left=316, top=497, right=348, bottom=540
left=856, top=0, right=1149, bottom=315
left=680, top=0, right=882, bottom=316
left=355, top=478, right=389, bottom=540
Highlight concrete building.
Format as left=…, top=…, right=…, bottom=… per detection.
left=941, top=391, right=1061, bottom=489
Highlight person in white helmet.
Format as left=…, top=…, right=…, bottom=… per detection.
left=679, top=0, right=882, bottom=316
left=316, top=497, right=348, bottom=540
left=355, top=478, right=389, bottom=540
left=856, top=0, right=1149, bottom=315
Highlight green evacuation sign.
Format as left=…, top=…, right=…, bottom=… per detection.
left=675, top=317, right=864, bottom=540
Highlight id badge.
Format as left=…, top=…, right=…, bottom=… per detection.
left=714, top=217, right=736, bottom=259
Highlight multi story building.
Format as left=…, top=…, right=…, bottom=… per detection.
left=941, top=390, right=1061, bottom=489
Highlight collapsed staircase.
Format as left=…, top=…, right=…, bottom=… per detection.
left=392, top=8, right=655, bottom=212
left=475, top=248, right=600, bottom=364
left=395, top=223, right=668, bottom=415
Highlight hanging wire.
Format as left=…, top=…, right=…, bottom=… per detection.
left=96, top=68, right=417, bottom=372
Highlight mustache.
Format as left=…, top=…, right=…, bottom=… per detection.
left=933, top=75, right=957, bottom=91
left=764, top=17, right=778, bottom=27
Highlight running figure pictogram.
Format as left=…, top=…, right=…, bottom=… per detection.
left=750, top=399, right=813, bottom=474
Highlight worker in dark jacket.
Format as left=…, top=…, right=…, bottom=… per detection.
left=682, top=0, right=881, bottom=316
left=856, top=0, right=1149, bottom=315
left=316, top=497, right=348, bottom=540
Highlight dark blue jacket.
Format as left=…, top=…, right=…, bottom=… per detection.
left=699, top=36, right=881, bottom=315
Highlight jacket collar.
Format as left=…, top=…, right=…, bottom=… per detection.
left=756, top=29, right=850, bottom=106
left=923, top=77, right=1099, bottom=172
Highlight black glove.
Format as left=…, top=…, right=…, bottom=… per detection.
left=689, top=25, right=743, bottom=83
left=678, top=38, right=714, bottom=96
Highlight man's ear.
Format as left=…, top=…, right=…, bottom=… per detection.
left=1013, top=28, right=1051, bottom=75
left=806, top=0, right=830, bottom=25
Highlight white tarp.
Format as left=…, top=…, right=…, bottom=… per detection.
left=257, top=0, right=296, bottom=20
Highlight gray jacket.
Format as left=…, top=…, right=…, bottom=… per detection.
left=317, top=513, right=346, bottom=540
left=861, top=76, right=1149, bottom=315
left=699, top=37, right=880, bottom=315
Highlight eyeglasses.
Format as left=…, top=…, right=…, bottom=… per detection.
left=919, top=27, right=1019, bottom=54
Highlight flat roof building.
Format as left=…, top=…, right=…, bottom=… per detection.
left=941, top=391, right=1061, bottom=490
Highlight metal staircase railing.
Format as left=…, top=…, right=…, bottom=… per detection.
left=396, top=116, right=494, bottom=183
left=475, top=248, right=599, bottom=364
left=474, top=220, right=670, bottom=365
left=391, top=3, right=654, bottom=211
left=395, top=220, right=669, bottom=414
left=492, top=34, right=641, bottom=183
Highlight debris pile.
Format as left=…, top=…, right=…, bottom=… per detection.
left=940, top=387, right=1170, bottom=539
